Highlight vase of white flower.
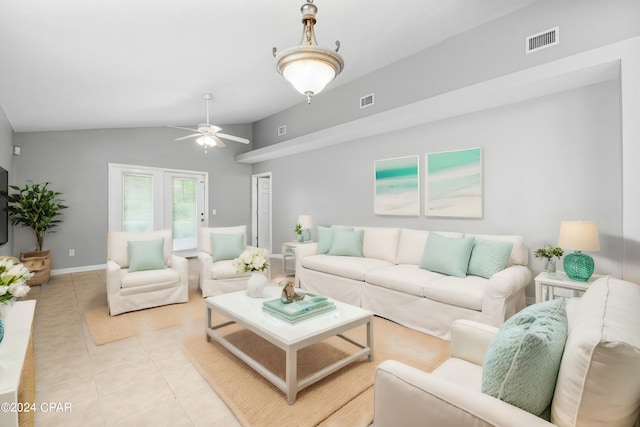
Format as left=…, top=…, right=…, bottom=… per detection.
left=0, top=256, right=34, bottom=343
left=232, top=249, right=270, bottom=298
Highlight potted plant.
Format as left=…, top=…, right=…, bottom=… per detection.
left=534, top=245, right=564, bottom=274
left=5, top=181, right=68, bottom=285
left=294, top=223, right=303, bottom=242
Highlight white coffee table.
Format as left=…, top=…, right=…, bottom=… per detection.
left=205, top=286, right=374, bottom=405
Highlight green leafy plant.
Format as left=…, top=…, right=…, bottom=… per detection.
left=5, top=181, right=68, bottom=251
left=534, top=245, right=564, bottom=261
left=294, top=223, right=302, bottom=235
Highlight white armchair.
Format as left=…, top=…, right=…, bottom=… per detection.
left=374, top=277, right=640, bottom=427
left=106, top=229, right=188, bottom=316
left=197, top=225, right=267, bottom=297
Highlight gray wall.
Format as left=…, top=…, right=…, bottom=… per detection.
left=0, top=106, right=14, bottom=256
left=253, top=0, right=640, bottom=147
left=12, top=125, right=253, bottom=269
left=253, top=80, right=622, bottom=298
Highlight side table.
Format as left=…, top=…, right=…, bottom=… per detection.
left=534, top=271, right=603, bottom=303
left=281, top=241, right=314, bottom=275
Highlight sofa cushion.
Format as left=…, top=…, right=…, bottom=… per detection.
left=465, top=234, right=527, bottom=267
left=317, top=226, right=334, bottom=254
left=301, top=254, right=392, bottom=281
left=365, top=265, right=441, bottom=297
left=127, top=237, right=167, bottom=273
left=551, top=277, right=640, bottom=427
left=361, top=227, right=400, bottom=264
left=421, top=275, right=486, bottom=310
left=482, top=298, right=568, bottom=417
left=396, top=229, right=463, bottom=266
left=420, top=233, right=474, bottom=278
left=120, top=268, right=180, bottom=290
left=328, top=228, right=364, bottom=257
left=467, top=239, right=513, bottom=279
left=209, top=260, right=252, bottom=280
left=198, top=225, right=246, bottom=255
left=211, top=232, right=244, bottom=262
left=108, top=229, right=172, bottom=268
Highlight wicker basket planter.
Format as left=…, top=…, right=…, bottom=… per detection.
left=20, top=251, right=51, bottom=285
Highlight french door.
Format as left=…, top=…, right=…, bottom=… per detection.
left=108, top=163, right=208, bottom=254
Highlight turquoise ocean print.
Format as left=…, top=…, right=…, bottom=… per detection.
left=425, top=148, right=482, bottom=217
left=374, top=155, right=420, bottom=216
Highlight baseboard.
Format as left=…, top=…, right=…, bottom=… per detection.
left=51, top=264, right=106, bottom=276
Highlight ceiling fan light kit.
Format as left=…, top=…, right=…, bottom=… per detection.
left=273, top=0, right=344, bottom=104
left=168, top=94, right=250, bottom=153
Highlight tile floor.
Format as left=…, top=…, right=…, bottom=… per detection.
left=23, top=257, right=288, bottom=427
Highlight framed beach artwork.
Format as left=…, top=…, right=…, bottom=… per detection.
left=374, top=155, right=420, bottom=216
left=425, top=147, right=482, bottom=218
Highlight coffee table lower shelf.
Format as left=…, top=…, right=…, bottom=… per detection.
left=205, top=298, right=374, bottom=405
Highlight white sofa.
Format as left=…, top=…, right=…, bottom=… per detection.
left=373, top=276, right=640, bottom=427
left=295, top=227, right=531, bottom=339
left=106, top=229, right=189, bottom=316
left=197, top=225, right=267, bottom=297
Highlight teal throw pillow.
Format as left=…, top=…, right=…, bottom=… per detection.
left=211, top=232, right=244, bottom=262
left=317, top=226, right=334, bottom=254
left=327, top=228, right=363, bottom=257
left=467, top=239, right=513, bottom=279
left=420, top=233, right=474, bottom=277
left=481, top=299, right=568, bottom=417
left=128, top=238, right=166, bottom=272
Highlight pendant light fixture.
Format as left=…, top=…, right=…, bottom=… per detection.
left=273, top=0, right=344, bottom=104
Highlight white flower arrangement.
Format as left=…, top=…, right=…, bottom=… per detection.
left=232, top=249, right=269, bottom=273
left=0, top=258, right=34, bottom=303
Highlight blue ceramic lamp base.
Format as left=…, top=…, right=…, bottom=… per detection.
left=563, top=251, right=594, bottom=282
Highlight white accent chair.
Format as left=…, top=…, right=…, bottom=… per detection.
left=373, top=276, right=640, bottom=427
left=197, top=225, right=266, bottom=297
left=106, top=229, right=189, bottom=316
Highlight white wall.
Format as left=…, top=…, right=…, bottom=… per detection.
left=253, top=80, right=622, bottom=298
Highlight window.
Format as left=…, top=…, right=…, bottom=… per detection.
left=109, top=164, right=207, bottom=254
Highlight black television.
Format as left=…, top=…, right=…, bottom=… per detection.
left=0, top=167, right=8, bottom=245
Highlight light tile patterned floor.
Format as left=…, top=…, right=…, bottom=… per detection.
left=23, top=258, right=253, bottom=427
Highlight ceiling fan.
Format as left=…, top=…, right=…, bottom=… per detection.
left=167, top=94, right=250, bottom=152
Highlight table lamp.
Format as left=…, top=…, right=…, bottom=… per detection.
left=558, top=220, right=600, bottom=281
left=297, top=215, right=313, bottom=241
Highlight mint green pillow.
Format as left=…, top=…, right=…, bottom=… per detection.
left=482, top=299, right=568, bottom=417
left=420, top=233, right=474, bottom=277
left=467, top=239, right=513, bottom=279
left=128, top=238, right=166, bottom=272
left=317, top=226, right=333, bottom=254
left=327, top=228, right=363, bottom=257
left=211, top=232, right=244, bottom=262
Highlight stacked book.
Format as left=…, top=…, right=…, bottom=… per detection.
left=263, top=294, right=335, bottom=323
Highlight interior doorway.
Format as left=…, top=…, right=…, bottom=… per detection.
left=251, top=172, right=272, bottom=253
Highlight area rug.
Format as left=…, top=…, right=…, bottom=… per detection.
left=84, top=290, right=205, bottom=345
left=183, top=316, right=449, bottom=427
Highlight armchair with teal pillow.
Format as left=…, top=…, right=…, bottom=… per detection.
left=197, top=225, right=269, bottom=297
left=106, top=229, right=188, bottom=316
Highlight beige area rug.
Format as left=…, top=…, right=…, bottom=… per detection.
left=183, top=316, right=450, bottom=427
left=84, top=291, right=205, bottom=345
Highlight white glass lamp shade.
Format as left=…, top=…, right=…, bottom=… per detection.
left=297, top=215, right=313, bottom=229
left=558, top=221, right=600, bottom=251
left=282, top=58, right=336, bottom=96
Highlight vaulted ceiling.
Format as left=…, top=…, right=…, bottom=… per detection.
left=0, top=0, right=538, bottom=132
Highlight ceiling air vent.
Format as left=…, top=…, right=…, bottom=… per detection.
left=526, top=27, right=559, bottom=54
left=360, top=93, right=374, bottom=109
left=277, top=125, right=286, bottom=136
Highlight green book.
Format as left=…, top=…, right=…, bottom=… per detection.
left=263, top=294, right=330, bottom=317
left=262, top=303, right=336, bottom=323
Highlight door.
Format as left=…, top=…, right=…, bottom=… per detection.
left=251, top=172, right=272, bottom=252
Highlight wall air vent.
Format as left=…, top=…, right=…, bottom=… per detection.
left=360, top=93, right=374, bottom=109
left=277, top=125, right=286, bottom=136
left=526, top=27, right=559, bottom=54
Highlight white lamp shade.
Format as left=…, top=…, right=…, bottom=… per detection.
left=282, top=59, right=336, bottom=96
left=558, top=221, right=600, bottom=251
left=297, top=215, right=313, bottom=229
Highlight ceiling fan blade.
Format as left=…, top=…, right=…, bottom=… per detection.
left=167, top=125, right=199, bottom=132
left=175, top=133, right=201, bottom=141
left=217, top=133, right=250, bottom=144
